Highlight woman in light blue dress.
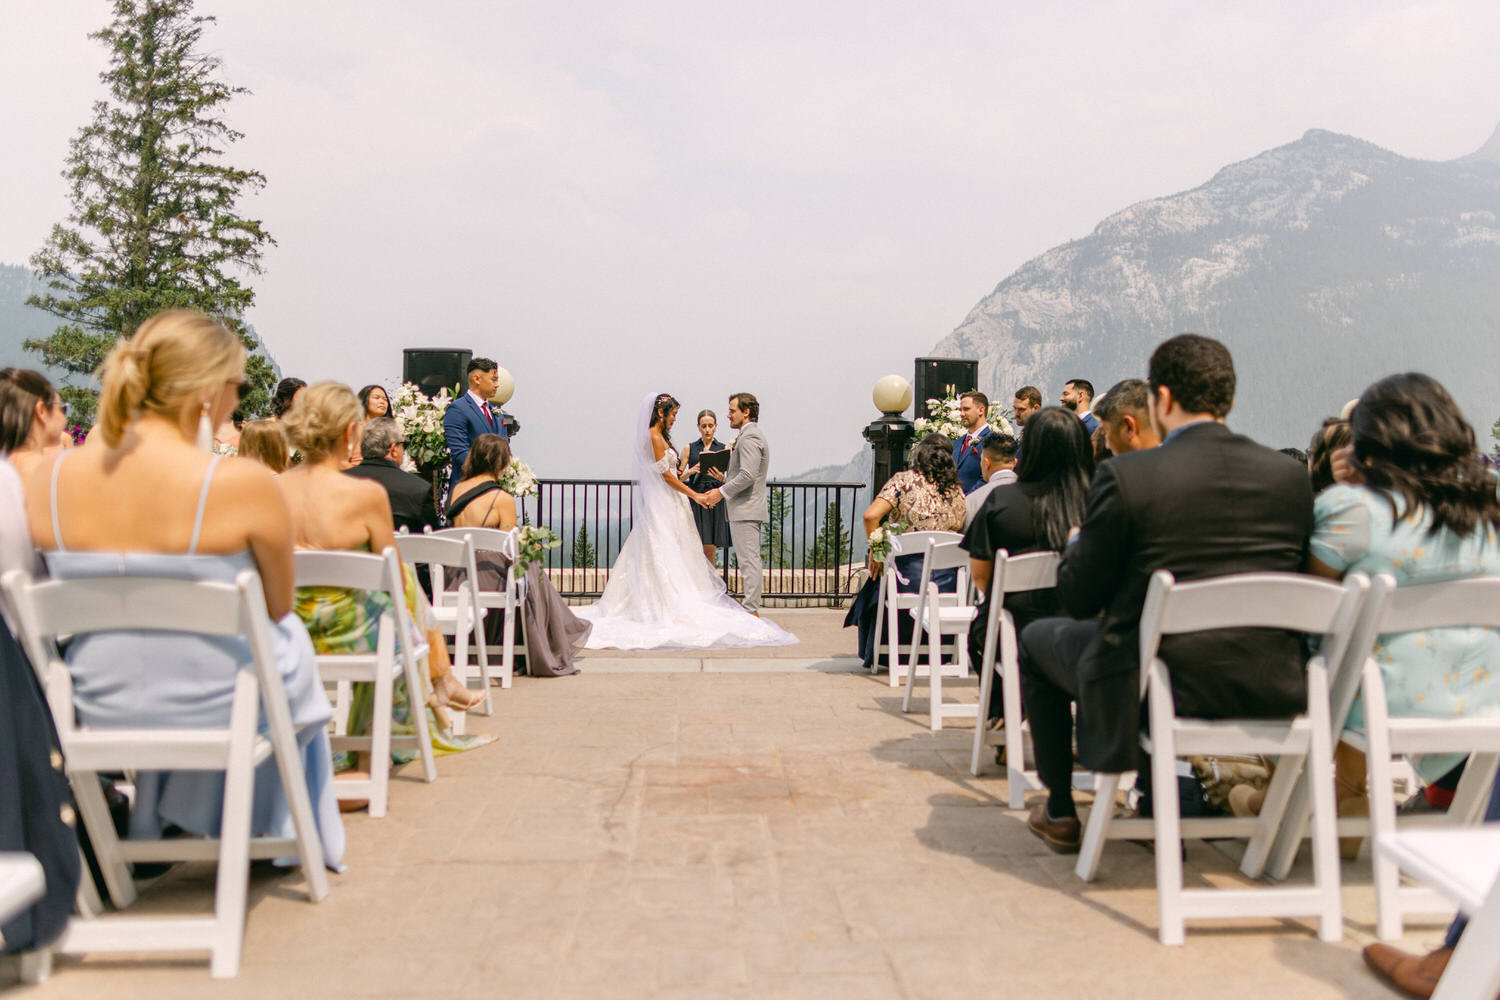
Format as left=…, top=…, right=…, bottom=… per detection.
left=1309, top=372, right=1500, bottom=783
left=23, top=310, right=345, bottom=871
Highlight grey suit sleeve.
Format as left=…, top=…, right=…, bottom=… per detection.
left=719, top=433, right=762, bottom=500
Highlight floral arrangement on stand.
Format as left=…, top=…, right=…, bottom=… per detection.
left=913, top=390, right=1015, bottom=439
left=867, top=517, right=911, bottom=564
left=513, top=525, right=560, bottom=574
left=497, top=457, right=538, bottom=498
left=390, top=382, right=454, bottom=470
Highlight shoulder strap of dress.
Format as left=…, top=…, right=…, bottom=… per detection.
left=187, top=453, right=225, bottom=554
left=48, top=450, right=69, bottom=552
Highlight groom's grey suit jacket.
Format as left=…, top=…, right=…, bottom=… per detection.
left=721, top=423, right=769, bottom=523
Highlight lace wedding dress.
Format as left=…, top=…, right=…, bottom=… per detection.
left=575, top=393, right=796, bottom=651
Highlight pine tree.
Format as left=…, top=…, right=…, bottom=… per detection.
left=761, top=487, right=790, bottom=569
left=806, top=500, right=849, bottom=572
left=26, top=0, right=277, bottom=424
left=571, top=523, right=597, bottom=568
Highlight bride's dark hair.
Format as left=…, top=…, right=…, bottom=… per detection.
left=649, top=393, right=679, bottom=448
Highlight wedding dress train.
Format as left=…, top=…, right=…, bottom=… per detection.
left=575, top=394, right=796, bottom=651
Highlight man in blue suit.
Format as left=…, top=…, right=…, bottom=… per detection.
left=951, top=391, right=994, bottom=494
left=443, top=356, right=508, bottom=494
left=1060, top=378, right=1099, bottom=435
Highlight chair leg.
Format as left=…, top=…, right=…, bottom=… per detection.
left=19, top=948, right=52, bottom=983
left=901, top=609, right=925, bottom=713
left=1148, top=678, right=1185, bottom=946
left=871, top=582, right=886, bottom=676
left=500, top=602, right=517, bottom=690
left=1075, top=773, right=1121, bottom=881
left=1002, top=627, right=1028, bottom=811
left=1242, top=753, right=1303, bottom=878
left=970, top=656, right=995, bottom=776
left=1304, top=663, right=1342, bottom=942
left=1363, top=661, right=1403, bottom=941
left=71, top=768, right=135, bottom=908
left=1449, top=753, right=1500, bottom=825
left=402, top=649, right=438, bottom=785
left=368, top=660, right=394, bottom=818
left=928, top=623, right=945, bottom=732
left=210, top=673, right=259, bottom=979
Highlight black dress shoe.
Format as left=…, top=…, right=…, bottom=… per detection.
left=1027, top=802, right=1081, bottom=854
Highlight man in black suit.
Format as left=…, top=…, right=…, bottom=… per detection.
left=345, top=417, right=440, bottom=534
left=1019, top=334, right=1312, bottom=852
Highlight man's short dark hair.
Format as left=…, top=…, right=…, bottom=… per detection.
left=466, top=357, right=498, bottom=378
left=730, top=392, right=759, bottom=421
left=1092, top=378, right=1149, bottom=425
left=1065, top=378, right=1094, bottom=402
left=960, top=390, right=989, bottom=411
left=1147, top=334, right=1235, bottom=418
left=981, top=433, right=1017, bottom=463
left=361, top=416, right=403, bottom=460
left=1014, top=385, right=1042, bottom=408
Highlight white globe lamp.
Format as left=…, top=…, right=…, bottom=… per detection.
left=489, top=366, right=515, bottom=407
left=872, top=375, right=912, bottom=416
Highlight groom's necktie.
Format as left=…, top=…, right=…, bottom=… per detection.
left=481, top=402, right=493, bottom=427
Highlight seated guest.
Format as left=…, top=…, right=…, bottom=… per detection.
left=271, top=377, right=306, bottom=420
left=963, top=433, right=1018, bottom=528
left=1307, top=416, right=1351, bottom=493
left=443, top=357, right=508, bottom=498
left=1309, top=373, right=1500, bottom=795
left=952, top=391, right=995, bottom=494
left=1093, top=378, right=1160, bottom=456
left=447, top=434, right=591, bottom=676
left=962, top=408, right=1094, bottom=725
left=1059, top=378, right=1099, bottom=434
left=238, top=419, right=290, bottom=473
left=0, top=368, right=69, bottom=484
left=358, top=384, right=390, bottom=421
left=1019, top=334, right=1313, bottom=853
left=21, top=309, right=345, bottom=869
left=279, top=382, right=491, bottom=762
left=850, top=434, right=967, bottom=669
left=344, top=417, right=438, bottom=533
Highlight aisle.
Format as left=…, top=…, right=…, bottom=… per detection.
left=15, top=612, right=1410, bottom=998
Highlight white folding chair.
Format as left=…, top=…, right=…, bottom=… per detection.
left=394, top=533, right=489, bottom=736
left=1263, top=573, right=1500, bottom=939
left=1377, top=826, right=1500, bottom=1000
left=871, top=530, right=965, bottom=687
left=1072, top=570, right=1364, bottom=945
left=432, top=526, right=529, bottom=689
left=0, top=852, right=49, bottom=982
left=294, top=547, right=437, bottom=817
left=1, top=569, right=329, bottom=979
left=901, top=534, right=976, bottom=731
left=967, top=550, right=1090, bottom=810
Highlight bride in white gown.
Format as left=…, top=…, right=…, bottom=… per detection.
left=576, top=392, right=796, bottom=651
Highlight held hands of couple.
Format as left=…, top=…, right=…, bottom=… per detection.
left=695, top=488, right=724, bottom=509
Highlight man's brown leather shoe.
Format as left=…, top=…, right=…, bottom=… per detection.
left=1362, top=943, right=1451, bottom=999
left=1027, top=802, right=1081, bottom=854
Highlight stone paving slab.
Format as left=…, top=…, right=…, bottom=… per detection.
left=1, top=612, right=1456, bottom=998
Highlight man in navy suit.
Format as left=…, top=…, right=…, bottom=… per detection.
left=1060, top=378, right=1100, bottom=435
left=443, top=356, right=508, bottom=493
left=951, top=391, right=994, bottom=494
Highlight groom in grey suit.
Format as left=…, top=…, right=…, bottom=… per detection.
left=703, top=392, right=769, bottom=614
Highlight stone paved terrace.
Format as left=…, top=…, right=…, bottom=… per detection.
left=2, top=610, right=1452, bottom=999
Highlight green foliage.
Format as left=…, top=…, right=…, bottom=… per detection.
left=762, top=487, right=791, bottom=569
left=571, top=523, right=597, bottom=568
left=25, top=0, right=277, bottom=425
left=1492, top=417, right=1500, bottom=460
left=806, top=500, right=850, bottom=571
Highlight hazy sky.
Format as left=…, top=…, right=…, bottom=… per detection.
left=2, top=1, right=1497, bottom=477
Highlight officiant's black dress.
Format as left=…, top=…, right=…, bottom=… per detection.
left=685, top=439, right=731, bottom=549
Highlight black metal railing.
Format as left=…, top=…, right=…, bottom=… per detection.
left=519, top=479, right=865, bottom=603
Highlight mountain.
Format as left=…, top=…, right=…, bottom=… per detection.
left=932, top=125, right=1500, bottom=451
left=0, top=263, right=71, bottom=383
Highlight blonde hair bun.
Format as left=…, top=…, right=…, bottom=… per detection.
left=96, top=309, right=245, bottom=448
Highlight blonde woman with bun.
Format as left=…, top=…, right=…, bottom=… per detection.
left=278, top=382, right=493, bottom=759
left=22, top=309, right=345, bottom=870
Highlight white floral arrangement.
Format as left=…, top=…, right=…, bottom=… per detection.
left=912, top=390, right=1015, bottom=440
left=390, top=382, right=453, bottom=468
left=867, top=518, right=911, bottom=564
left=514, top=524, right=560, bottom=573
left=497, top=457, right=538, bottom=498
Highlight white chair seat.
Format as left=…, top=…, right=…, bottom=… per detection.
left=899, top=533, right=977, bottom=731
left=920, top=605, right=977, bottom=629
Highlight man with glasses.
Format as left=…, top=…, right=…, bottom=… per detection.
left=344, top=416, right=439, bottom=533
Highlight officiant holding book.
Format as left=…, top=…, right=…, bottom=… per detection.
left=679, top=409, right=732, bottom=565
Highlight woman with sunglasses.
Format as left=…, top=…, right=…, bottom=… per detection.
left=0, top=368, right=71, bottom=484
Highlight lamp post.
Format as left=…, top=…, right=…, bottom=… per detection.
left=489, top=366, right=520, bottom=437
left=863, top=375, right=916, bottom=497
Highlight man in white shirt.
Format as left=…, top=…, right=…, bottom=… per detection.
left=963, top=433, right=1019, bottom=527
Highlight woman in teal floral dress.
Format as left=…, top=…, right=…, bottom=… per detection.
left=1310, top=373, right=1500, bottom=782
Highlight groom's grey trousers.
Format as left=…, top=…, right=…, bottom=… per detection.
left=729, top=520, right=764, bottom=613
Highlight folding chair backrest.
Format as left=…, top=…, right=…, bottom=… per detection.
left=980, top=548, right=1062, bottom=661
left=293, top=546, right=416, bottom=651
left=394, top=533, right=472, bottom=570
left=1138, top=569, right=1365, bottom=700
left=432, top=526, right=518, bottom=560
left=888, top=530, right=961, bottom=558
